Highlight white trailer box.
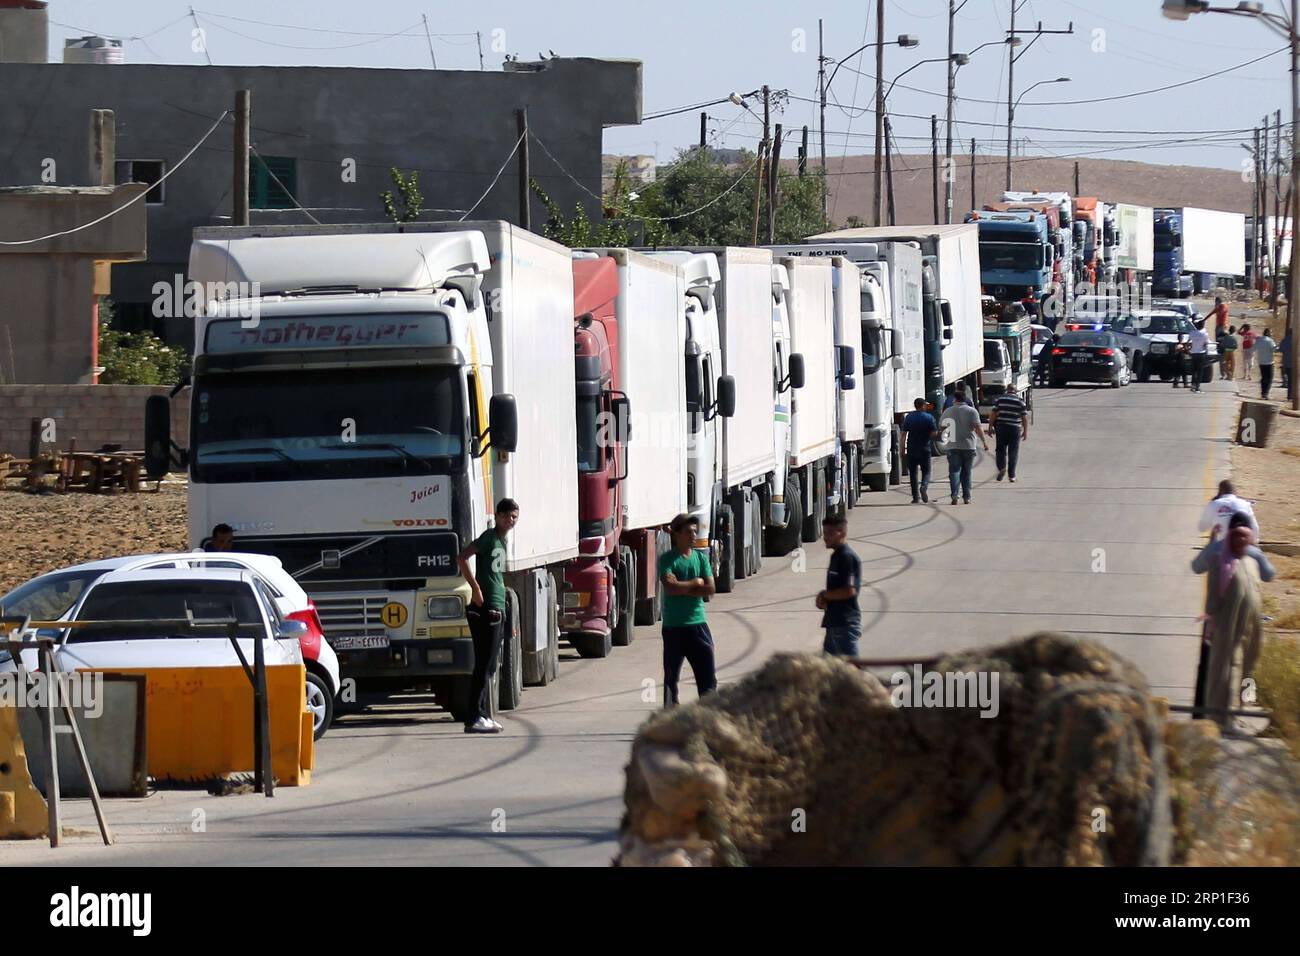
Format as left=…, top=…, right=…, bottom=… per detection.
left=779, top=256, right=837, bottom=468
left=417, top=221, right=579, bottom=571
left=808, top=224, right=984, bottom=386
left=832, top=257, right=866, bottom=443
left=597, top=248, right=688, bottom=530
left=1182, top=207, right=1246, bottom=276
left=1114, top=204, right=1154, bottom=272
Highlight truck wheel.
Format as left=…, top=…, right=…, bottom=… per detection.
left=864, top=474, right=887, bottom=493
left=441, top=675, right=473, bottom=724
left=801, top=467, right=822, bottom=543
left=612, top=549, right=635, bottom=647
left=766, top=474, right=802, bottom=557
left=1135, top=353, right=1151, bottom=382
left=888, top=435, right=901, bottom=486
left=716, top=504, right=735, bottom=594
left=497, top=589, right=523, bottom=711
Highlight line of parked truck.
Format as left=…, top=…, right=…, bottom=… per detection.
left=140, top=219, right=994, bottom=719
left=132, top=192, right=1250, bottom=721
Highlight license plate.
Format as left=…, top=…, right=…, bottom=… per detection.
left=329, top=634, right=390, bottom=651
left=1066, top=356, right=1083, bottom=362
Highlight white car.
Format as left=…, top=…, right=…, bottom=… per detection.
left=1109, top=311, right=1218, bottom=383
left=0, top=552, right=340, bottom=738
left=1, top=567, right=303, bottom=683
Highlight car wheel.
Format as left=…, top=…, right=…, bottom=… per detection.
left=1111, top=370, right=1121, bottom=389
left=1051, top=376, right=1066, bottom=387
left=305, top=670, right=334, bottom=740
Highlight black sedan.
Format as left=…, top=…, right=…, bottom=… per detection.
left=1048, top=330, right=1131, bottom=388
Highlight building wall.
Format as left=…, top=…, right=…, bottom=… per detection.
left=0, top=59, right=641, bottom=347
left=0, top=5, right=48, bottom=64
left=0, top=384, right=189, bottom=458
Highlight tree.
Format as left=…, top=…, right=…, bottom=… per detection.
left=381, top=167, right=423, bottom=222
left=97, top=299, right=188, bottom=385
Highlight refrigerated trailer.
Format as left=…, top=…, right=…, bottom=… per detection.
left=150, top=221, right=579, bottom=720
left=562, top=249, right=687, bottom=658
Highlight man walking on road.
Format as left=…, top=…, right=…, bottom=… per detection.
left=1256, top=328, right=1277, bottom=399
left=1188, top=321, right=1209, bottom=393
left=939, top=383, right=988, bottom=505
left=456, top=497, right=519, bottom=734
left=902, top=396, right=938, bottom=503
left=658, top=513, right=717, bottom=707
left=987, top=383, right=1029, bottom=482
left=816, top=513, right=861, bottom=657
left=1171, top=333, right=1191, bottom=389
left=1218, top=325, right=1238, bottom=381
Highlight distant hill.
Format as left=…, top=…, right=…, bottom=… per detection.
left=793, top=153, right=1260, bottom=228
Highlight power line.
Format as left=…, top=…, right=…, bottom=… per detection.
left=249, top=146, right=321, bottom=225
left=198, top=16, right=428, bottom=51
left=458, top=129, right=527, bottom=221
left=0, top=110, right=230, bottom=246
left=191, top=10, right=476, bottom=39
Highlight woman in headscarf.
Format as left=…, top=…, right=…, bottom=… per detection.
left=1191, top=513, right=1275, bottom=729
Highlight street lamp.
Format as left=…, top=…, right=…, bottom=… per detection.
left=944, top=37, right=1021, bottom=222
left=1006, top=77, right=1070, bottom=189
left=1164, top=0, right=1299, bottom=411
left=819, top=33, right=919, bottom=224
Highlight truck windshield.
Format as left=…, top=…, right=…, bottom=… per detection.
left=192, top=365, right=464, bottom=483
left=980, top=242, right=1044, bottom=271
left=861, top=326, right=881, bottom=373
left=576, top=396, right=601, bottom=473
left=983, top=340, right=1005, bottom=368
left=685, top=355, right=703, bottom=433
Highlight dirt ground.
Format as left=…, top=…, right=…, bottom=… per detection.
left=0, top=483, right=188, bottom=596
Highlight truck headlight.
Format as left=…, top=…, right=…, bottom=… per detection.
left=426, top=596, right=464, bottom=620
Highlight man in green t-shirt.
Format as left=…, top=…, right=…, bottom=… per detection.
left=456, top=497, right=518, bottom=734
left=656, top=513, right=717, bottom=706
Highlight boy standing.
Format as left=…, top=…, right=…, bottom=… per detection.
left=816, top=514, right=861, bottom=656
left=658, top=513, right=718, bottom=706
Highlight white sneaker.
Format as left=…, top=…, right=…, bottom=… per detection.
left=465, top=717, right=500, bottom=734
left=488, top=717, right=504, bottom=731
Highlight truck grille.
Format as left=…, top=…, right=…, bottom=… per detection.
left=313, top=594, right=390, bottom=639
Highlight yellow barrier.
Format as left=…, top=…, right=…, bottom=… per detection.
left=86, top=665, right=314, bottom=787
left=0, top=704, right=48, bottom=839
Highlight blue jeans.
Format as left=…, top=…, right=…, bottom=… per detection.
left=823, top=623, right=861, bottom=657
left=906, top=453, right=931, bottom=500
left=947, top=449, right=976, bottom=500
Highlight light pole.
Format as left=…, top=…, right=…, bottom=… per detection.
left=1164, top=0, right=1299, bottom=411
left=821, top=34, right=919, bottom=226
left=1006, top=77, right=1070, bottom=189
left=945, top=37, right=1021, bottom=223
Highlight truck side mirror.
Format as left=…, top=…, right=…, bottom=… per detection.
left=785, top=353, right=806, bottom=391
left=891, top=354, right=905, bottom=370
left=144, top=394, right=174, bottom=480
left=713, top=375, right=737, bottom=419
left=841, top=374, right=856, bottom=391
left=838, top=344, right=855, bottom=380
left=940, top=300, right=953, bottom=327
left=488, top=394, right=518, bottom=454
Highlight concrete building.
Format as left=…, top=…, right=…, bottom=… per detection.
left=0, top=9, right=642, bottom=350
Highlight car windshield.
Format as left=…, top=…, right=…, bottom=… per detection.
left=71, top=580, right=265, bottom=642
left=192, top=365, right=464, bottom=483
left=1, top=569, right=105, bottom=621
left=1133, top=315, right=1192, bottom=335
left=1059, top=333, right=1110, bottom=348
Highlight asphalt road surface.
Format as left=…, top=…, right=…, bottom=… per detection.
left=2, top=370, right=1235, bottom=866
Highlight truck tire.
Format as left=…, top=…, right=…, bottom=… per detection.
left=1135, top=353, right=1151, bottom=382
left=716, top=504, right=735, bottom=594
left=888, top=434, right=901, bottom=486
left=612, top=549, right=635, bottom=647
left=734, top=495, right=751, bottom=583
left=801, top=466, right=823, bottom=543
left=865, top=473, right=887, bottom=493
left=441, top=675, right=473, bottom=724
left=498, top=589, right=523, bottom=711
left=766, top=474, right=803, bottom=557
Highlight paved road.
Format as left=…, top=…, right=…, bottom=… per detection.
left=2, top=372, right=1235, bottom=866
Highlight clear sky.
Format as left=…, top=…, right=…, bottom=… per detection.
left=45, top=0, right=1293, bottom=172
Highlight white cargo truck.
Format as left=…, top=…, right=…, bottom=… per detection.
left=1181, top=207, right=1247, bottom=278
left=776, top=255, right=838, bottom=544
left=831, top=256, right=865, bottom=508
left=1114, top=203, right=1154, bottom=276
left=149, top=221, right=578, bottom=720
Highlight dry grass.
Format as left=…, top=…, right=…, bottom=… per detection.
left=1258, top=635, right=1300, bottom=761
left=1283, top=447, right=1300, bottom=459
left=1186, top=788, right=1300, bottom=867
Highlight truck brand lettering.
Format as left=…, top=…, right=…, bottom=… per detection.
left=391, top=518, right=447, bottom=527
left=409, top=483, right=442, bottom=503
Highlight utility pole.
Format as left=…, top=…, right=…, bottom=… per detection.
left=751, top=87, right=770, bottom=247
left=769, top=124, right=783, bottom=243
left=700, top=112, right=707, bottom=152
left=873, top=0, right=886, bottom=226
left=1290, top=0, right=1299, bottom=412
left=1253, top=127, right=1261, bottom=293
left=1005, top=4, right=1074, bottom=191
left=1074, top=161, right=1080, bottom=195
left=233, top=90, right=250, bottom=226
left=1275, top=108, right=1283, bottom=325
left=931, top=114, right=940, bottom=223
left=799, top=125, right=808, bottom=178
left=970, top=136, right=977, bottom=211
left=884, top=114, right=896, bottom=226
left=944, top=0, right=959, bottom=223
left=818, top=19, right=828, bottom=222
left=516, top=108, right=531, bottom=231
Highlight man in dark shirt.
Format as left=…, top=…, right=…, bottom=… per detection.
left=205, top=523, right=235, bottom=552
left=816, top=513, right=861, bottom=657
left=901, top=397, right=937, bottom=504
left=986, top=383, right=1029, bottom=483
left=456, top=497, right=518, bottom=734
